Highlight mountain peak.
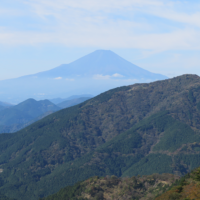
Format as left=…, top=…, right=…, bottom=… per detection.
left=93, top=49, right=112, bottom=52
left=168, top=74, right=200, bottom=86
left=0, top=50, right=168, bottom=103
left=34, top=50, right=168, bottom=80
left=92, top=49, right=116, bottom=55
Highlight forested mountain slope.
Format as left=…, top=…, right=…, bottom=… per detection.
left=0, top=74, right=199, bottom=199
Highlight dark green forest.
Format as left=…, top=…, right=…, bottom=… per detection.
left=0, top=75, right=200, bottom=199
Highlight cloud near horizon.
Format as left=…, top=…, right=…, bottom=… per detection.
left=93, top=73, right=125, bottom=80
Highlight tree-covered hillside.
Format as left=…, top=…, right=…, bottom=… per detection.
left=0, top=74, right=200, bottom=199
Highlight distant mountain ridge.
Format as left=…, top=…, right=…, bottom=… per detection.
left=0, top=101, right=13, bottom=111
left=0, top=96, right=93, bottom=133
left=0, top=98, right=60, bottom=133
left=49, top=94, right=93, bottom=104
left=0, top=101, right=12, bottom=107
left=57, top=97, right=91, bottom=108
left=0, top=50, right=167, bottom=103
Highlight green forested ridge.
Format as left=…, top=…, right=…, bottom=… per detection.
left=0, top=75, right=200, bottom=199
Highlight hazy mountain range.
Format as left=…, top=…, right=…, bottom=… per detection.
left=0, top=96, right=92, bottom=133
left=0, top=99, right=60, bottom=133
left=57, top=97, right=91, bottom=108
left=0, top=101, right=13, bottom=111
left=0, top=50, right=167, bottom=104
left=0, top=101, right=12, bottom=107
left=0, top=74, right=199, bottom=200
left=49, top=94, right=93, bottom=104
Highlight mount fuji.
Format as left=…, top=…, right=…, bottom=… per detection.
left=0, top=50, right=167, bottom=104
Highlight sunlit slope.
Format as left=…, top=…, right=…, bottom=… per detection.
left=42, top=174, right=179, bottom=200
left=156, top=166, right=200, bottom=200
left=0, top=75, right=199, bottom=199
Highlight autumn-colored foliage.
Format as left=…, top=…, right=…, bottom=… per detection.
left=156, top=167, right=200, bottom=200
left=42, top=173, right=179, bottom=200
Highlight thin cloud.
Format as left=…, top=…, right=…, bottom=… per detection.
left=27, top=0, right=163, bottom=12
left=93, top=73, right=125, bottom=80
left=36, top=93, right=46, bottom=95
left=0, top=0, right=200, bottom=52
left=66, top=78, right=74, bottom=81
left=112, top=73, right=124, bottom=78
left=54, top=77, right=62, bottom=80
left=93, top=74, right=111, bottom=80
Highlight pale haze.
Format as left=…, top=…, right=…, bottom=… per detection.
left=0, top=0, right=200, bottom=80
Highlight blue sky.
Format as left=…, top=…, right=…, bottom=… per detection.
left=0, top=0, right=200, bottom=80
